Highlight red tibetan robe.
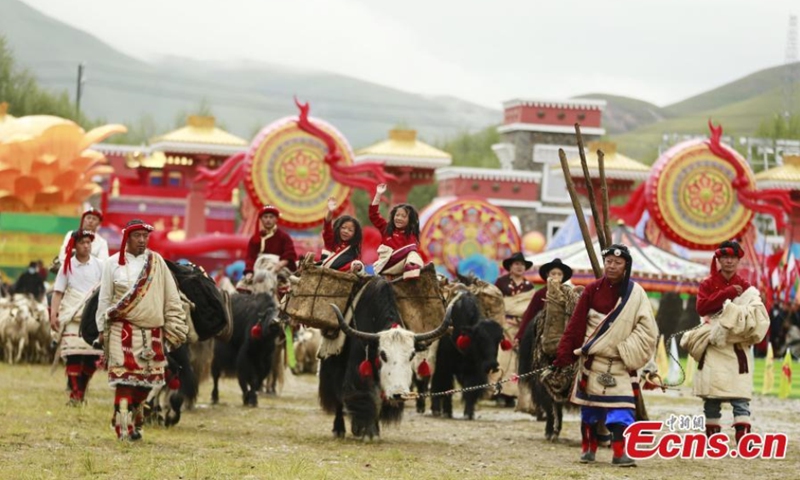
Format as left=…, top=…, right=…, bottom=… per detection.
left=244, top=228, right=298, bottom=273
left=321, top=218, right=360, bottom=272
left=554, top=276, right=622, bottom=368
left=696, top=270, right=752, bottom=317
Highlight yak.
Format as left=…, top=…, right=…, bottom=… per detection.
left=318, top=277, right=455, bottom=440
left=427, top=290, right=504, bottom=420
left=144, top=342, right=196, bottom=427
left=80, top=259, right=229, bottom=424
left=211, top=292, right=282, bottom=407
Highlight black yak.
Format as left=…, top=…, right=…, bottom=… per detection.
left=429, top=291, right=504, bottom=420
left=211, top=292, right=281, bottom=406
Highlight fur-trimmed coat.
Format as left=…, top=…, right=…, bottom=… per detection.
left=557, top=280, right=658, bottom=409
left=681, top=287, right=768, bottom=400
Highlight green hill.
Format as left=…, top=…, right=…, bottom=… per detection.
left=3, top=0, right=799, bottom=161
left=665, top=62, right=800, bottom=117
left=613, top=82, right=800, bottom=163
left=574, top=93, right=670, bottom=135
left=0, top=0, right=499, bottom=148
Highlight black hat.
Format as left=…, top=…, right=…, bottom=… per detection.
left=502, top=252, right=533, bottom=272
left=601, top=243, right=632, bottom=264
left=539, top=258, right=573, bottom=283
left=601, top=243, right=633, bottom=294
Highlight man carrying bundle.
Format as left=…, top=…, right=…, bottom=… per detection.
left=681, top=240, right=768, bottom=443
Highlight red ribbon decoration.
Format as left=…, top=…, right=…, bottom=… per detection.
left=194, top=100, right=396, bottom=198
left=706, top=121, right=799, bottom=231
left=294, top=97, right=395, bottom=192
left=610, top=182, right=647, bottom=227
left=194, top=151, right=247, bottom=198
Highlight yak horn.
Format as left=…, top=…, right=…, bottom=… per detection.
left=415, top=292, right=462, bottom=343
left=331, top=304, right=380, bottom=341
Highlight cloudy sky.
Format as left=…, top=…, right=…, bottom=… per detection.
left=22, top=0, right=798, bottom=108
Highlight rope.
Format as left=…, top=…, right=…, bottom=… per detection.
left=410, top=325, right=705, bottom=399
left=406, top=365, right=552, bottom=400
left=649, top=325, right=705, bottom=389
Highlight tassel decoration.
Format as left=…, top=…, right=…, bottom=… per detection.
left=359, top=359, right=373, bottom=379
left=417, top=359, right=431, bottom=377
left=500, top=338, right=513, bottom=351
left=250, top=324, right=263, bottom=340
left=456, top=334, right=471, bottom=350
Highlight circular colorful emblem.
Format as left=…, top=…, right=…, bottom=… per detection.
left=244, top=117, right=354, bottom=229
left=420, top=197, right=521, bottom=275
left=645, top=139, right=755, bottom=250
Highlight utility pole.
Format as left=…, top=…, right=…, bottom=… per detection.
left=75, top=63, right=86, bottom=120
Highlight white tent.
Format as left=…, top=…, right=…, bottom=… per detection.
left=526, top=224, right=709, bottom=293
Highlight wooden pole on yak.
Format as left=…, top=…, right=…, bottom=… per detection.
left=574, top=123, right=607, bottom=250
left=597, top=149, right=614, bottom=246
left=559, top=148, right=602, bottom=278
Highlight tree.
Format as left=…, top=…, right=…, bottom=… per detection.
left=438, top=125, right=501, bottom=169
left=0, top=35, right=91, bottom=126
left=103, top=114, right=160, bottom=145
left=756, top=114, right=800, bottom=140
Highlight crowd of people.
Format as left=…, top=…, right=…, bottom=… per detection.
left=0, top=184, right=781, bottom=467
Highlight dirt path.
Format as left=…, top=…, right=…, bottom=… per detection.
left=0, top=364, right=796, bottom=479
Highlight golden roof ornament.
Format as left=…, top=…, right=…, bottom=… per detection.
left=150, top=115, right=248, bottom=146
left=356, top=128, right=451, bottom=161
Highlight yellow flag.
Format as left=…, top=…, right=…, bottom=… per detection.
left=762, top=343, right=775, bottom=395
left=685, top=355, right=696, bottom=387
left=778, top=350, right=793, bottom=399
left=657, top=335, right=669, bottom=380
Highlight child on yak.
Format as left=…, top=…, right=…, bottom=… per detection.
left=369, top=183, right=424, bottom=281
left=319, top=196, right=364, bottom=273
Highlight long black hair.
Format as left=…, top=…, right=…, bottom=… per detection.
left=385, top=203, right=420, bottom=239
left=333, top=215, right=363, bottom=255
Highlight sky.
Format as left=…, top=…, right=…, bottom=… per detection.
left=21, top=0, right=799, bottom=109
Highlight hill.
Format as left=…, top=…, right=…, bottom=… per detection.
left=0, top=0, right=499, bottom=148
left=665, top=61, right=800, bottom=117
left=573, top=93, right=670, bottom=135
left=613, top=81, right=800, bottom=163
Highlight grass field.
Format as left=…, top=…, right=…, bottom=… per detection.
left=1, top=362, right=797, bottom=480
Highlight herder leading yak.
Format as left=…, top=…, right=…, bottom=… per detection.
left=318, top=277, right=456, bottom=440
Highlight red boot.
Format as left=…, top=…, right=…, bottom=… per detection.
left=733, top=423, right=751, bottom=445
left=579, top=422, right=598, bottom=463
left=609, top=423, right=636, bottom=467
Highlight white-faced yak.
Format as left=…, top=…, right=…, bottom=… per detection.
left=318, top=277, right=455, bottom=440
